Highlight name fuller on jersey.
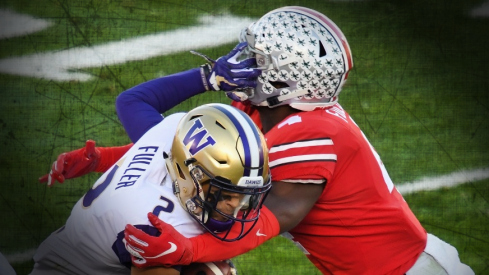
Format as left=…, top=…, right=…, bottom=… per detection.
left=115, top=146, right=159, bottom=190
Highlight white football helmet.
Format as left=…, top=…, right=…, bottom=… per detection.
left=165, top=103, right=271, bottom=241
left=229, top=6, right=353, bottom=111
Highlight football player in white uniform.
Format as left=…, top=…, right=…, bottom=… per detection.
left=31, top=101, right=271, bottom=275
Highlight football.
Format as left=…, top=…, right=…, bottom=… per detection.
left=181, top=260, right=237, bottom=275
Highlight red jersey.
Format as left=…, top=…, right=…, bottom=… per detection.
left=232, top=101, right=427, bottom=275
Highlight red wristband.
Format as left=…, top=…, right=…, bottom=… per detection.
left=95, top=143, right=133, bottom=172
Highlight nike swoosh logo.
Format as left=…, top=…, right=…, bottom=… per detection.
left=147, top=242, right=177, bottom=259
left=256, top=229, right=267, bottom=237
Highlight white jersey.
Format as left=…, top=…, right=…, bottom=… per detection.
left=32, top=113, right=203, bottom=275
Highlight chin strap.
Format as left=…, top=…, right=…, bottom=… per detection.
left=255, top=89, right=310, bottom=107
left=258, top=91, right=339, bottom=111
left=290, top=96, right=339, bottom=111
left=229, top=88, right=338, bottom=110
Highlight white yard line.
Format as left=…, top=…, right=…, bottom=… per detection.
left=0, top=9, right=53, bottom=39
left=469, top=0, right=489, bottom=17
left=3, top=249, right=37, bottom=265
left=1, top=1, right=488, bottom=82
left=0, top=12, right=254, bottom=81
left=396, top=167, right=489, bottom=195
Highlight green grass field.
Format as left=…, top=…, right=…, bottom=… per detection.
left=0, top=0, right=488, bottom=274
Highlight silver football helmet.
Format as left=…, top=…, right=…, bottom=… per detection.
left=230, top=6, right=353, bottom=111
left=165, top=103, right=271, bottom=241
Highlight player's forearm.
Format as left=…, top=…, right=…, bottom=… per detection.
left=190, top=206, right=280, bottom=262
left=116, top=68, right=206, bottom=142
left=95, top=143, right=133, bottom=172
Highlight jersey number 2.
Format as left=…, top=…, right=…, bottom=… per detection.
left=82, top=165, right=176, bottom=214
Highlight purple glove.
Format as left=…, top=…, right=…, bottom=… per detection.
left=193, top=42, right=261, bottom=91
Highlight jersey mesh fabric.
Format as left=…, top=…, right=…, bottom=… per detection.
left=233, top=101, right=427, bottom=275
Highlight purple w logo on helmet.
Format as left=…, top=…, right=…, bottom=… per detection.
left=182, top=118, right=216, bottom=155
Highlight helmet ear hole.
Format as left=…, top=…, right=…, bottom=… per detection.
left=189, top=114, right=203, bottom=121
left=270, top=81, right=289, bottom=89
left=215, top=159, right=227, bottom=165
left=176, top=163, right=186, bottom=180
left=319, top=41, right=326, bottom=57
left=215, top=121, right=226, bottom=130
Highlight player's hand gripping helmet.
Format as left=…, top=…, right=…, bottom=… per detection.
left=165, top=103, right=271, bottom=241
left=229, top=6, right=353, bottom=111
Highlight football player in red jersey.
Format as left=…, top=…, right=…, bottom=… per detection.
left=41, top=6, right=474, bottom=275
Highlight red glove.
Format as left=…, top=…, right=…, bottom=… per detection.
left=39, top=140, right=100, bottom=187
left=124, top=212, right=194, bottom=268
left=124, top=207, right=280, bottom=268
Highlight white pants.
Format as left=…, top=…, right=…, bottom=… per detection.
left=406, top=234, right=474, bottom=275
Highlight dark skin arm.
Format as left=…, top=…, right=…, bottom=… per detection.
left=257, top=105, right=325, bottom=233
left=265, top=181, right=325, bottom=233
